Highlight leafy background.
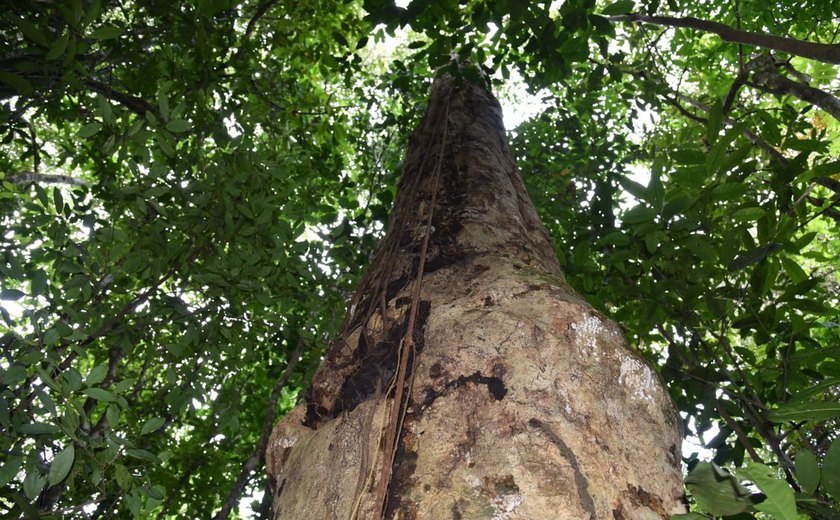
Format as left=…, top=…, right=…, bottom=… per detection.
left=0, top=0, right=838, bottom=518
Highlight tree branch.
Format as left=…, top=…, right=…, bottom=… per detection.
left=745, top=55, right=840, bottom=122
left=84, top=79, right=153, bottom=116
left=7, top=171, right=88, bottom=187
left=609, top=13, right=840, bottom=64
left=212, top=338, right=305, bottom=520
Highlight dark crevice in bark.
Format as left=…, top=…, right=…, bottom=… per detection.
left=528, top=418, right=597, bottom=520
left=304, top=300, right=432, bottom=425
left=417, top=369, right=508, bottom=412
left=385, top=433, right=420, bottom=520
left=624, top=484, right=669, bottom=517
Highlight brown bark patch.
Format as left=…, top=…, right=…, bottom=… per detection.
left=625, top=483, right=669, bottom=517
left=305, top=300, right=431, bottom=425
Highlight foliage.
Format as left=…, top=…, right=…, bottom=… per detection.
left=1, top=0, right=838, bottom=518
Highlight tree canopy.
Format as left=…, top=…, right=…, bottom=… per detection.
left=1, top=0, right=838, bottom=518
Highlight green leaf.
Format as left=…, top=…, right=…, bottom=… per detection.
left=738, top=461, right=797, bottom=520
left=685, top=461, right=753, bottom=516
left=669, top=515, right=708, bottom=520
left=31, top=270, right=49, bottom=296
left=62, top=369, right=83, bottom=393
left=671, top=148, right=705, bottom=164
left=165, top=119, right=191, bottom=133
left=46, top=32, right=70, bottom=60
left=106, top=404, right=120, bottom=426
left=730, top=207, right=766, bottom=222
left=0, top=71, right=34, bottom=95
left=787, top=377, right=840, bottom=403
left=78, top=122, right=103, bottom=138
left=16, top=17, right=49, bottom=47
left=47, top=445, right=75, bottom=486
left=97, top=96, right=115, bottom=125
left=85, top=364, right=108, bottom=387
left=600, top=0, right=635, bottom=16
left=618, top=176, right=648, bottom=201
left=53, top=187, right=64, bottom=212
left=682, top=236, right=717, bottom=263
left=0, top=396, right=10, bottom=425
left=794, top=449, right=820, bottom=494
left=711, top=182, right=749, bottom=201
left=799, top=159, right=840, bottom=183
left=0, top=457, right=23, bottom=488
left=126, top=449, right=159, bottom=462
left=823, top=438, right=840, bottom=501
left=140, top=417, right=165, bottom=435
left=127, top=490, right=142, bottom=518
left=114, top=463, right=133, bottom=490
left=705, top=124, right=744, bottom=175
left=621, top=205, right=657, bottom=224
left=780, top=257, right=808, bottom=283
left=23, top=469, right=46, bottom=500
left=768, top=400, right=840, bottom=423
left=3, top=364, right=28, bottom=385
left=1, top=288, right=25, bottom=300
left=156, top=132, right=175, bottom=156
left=89, top=25, right=123, bottom=39
left=728, top=243, right=781, bottom=272
left=706, top=98, right=723, bottom=144
left=83, top=388, right=117, bottom=402
left=18, top=422, right=61, bottom=435
left=158, top=90, right=170, bottom=119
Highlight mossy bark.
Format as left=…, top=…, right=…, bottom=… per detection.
left=266, top=73, right=686, bottom=519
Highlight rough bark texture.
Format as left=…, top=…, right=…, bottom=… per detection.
left=746, top=55, right=840, bottom=122
left=266, top=73, right=686, bottom=519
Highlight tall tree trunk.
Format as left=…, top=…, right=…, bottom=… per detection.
left=266, top=72, right=686, bottom=519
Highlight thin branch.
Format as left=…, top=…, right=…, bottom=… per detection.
left=715, top=399, right=763, bottom=463
left=15, top=496, right=105, bottom=519
left=609, top=13, right=840, bottom=64
left=212, top=338, right=305, bottom=520
left=721, top=72, right=747, bottom=116
left=7, top=171, right=88, bottom=187
left=84, top=79, right=153, bottom=116
left=244, top=0, right=282, bottom=39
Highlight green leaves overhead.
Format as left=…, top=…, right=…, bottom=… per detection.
left=1, top=0, right=839, bottom=518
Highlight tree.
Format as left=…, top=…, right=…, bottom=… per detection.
left=1, top=0, right=838, bottom=518
left=266, top=68, right=685, bottom=519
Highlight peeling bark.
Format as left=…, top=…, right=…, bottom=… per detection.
left=266, top=73, right=686, bottom=519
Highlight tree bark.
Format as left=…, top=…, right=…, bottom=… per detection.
left=266, top=73, right=686, bottom=519
left=746, top=55, right=840, bottom=122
